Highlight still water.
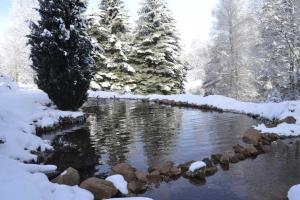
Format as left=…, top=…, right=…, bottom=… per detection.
left=44, top=99, right=300, bottom=200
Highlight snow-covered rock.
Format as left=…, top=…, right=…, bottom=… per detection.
left=188, top=161, right=206, bottom=173
left=105, top=174, right=129, bottom=195
left=288, top=185, right=300, bottom=200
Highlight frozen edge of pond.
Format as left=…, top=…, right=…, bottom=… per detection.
left=89, top=91, right=300, bottom=137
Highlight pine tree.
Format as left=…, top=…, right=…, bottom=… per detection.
left=131, top=0, right=186, bottom=95
left=28, top=0, right=95, bottom=111
left=88, top=0, right=136, bottom=92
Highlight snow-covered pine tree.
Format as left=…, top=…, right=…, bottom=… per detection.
left=204, top=0, right=258, bottom=100
left=131, top=0, right=186, bottom=95
left=88, top=0, right=136, bottom=92
left=28, top=0, right=95, bottom=111
left=257, top=0, right=300, bottom=101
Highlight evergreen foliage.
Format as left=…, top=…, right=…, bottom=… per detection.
left=28, top=0, right=95, bottom=111
left=131, top=0, right=186, bottom=95
left=88, top=0, right=136, bottom=92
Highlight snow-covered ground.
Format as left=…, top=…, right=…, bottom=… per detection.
left=0, top=75, right=92, bottom=200
left=2, top=73, right=300, bottom=200
left=89, top=91, right=300, bottom=137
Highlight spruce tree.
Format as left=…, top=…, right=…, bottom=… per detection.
left=28, top=0, right=95, bottom=111
left=88, top=0, right=136, bottom=92
left=131, top=0, right=186, bottom=95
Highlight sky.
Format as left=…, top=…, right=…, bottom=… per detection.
left=0, top=0, right=219, bottom=51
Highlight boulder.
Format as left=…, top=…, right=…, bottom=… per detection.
left=243, top=128, right=262, bottom=146
left=128, top=181, right=147, bottom=194
left=80, top=178, right=118, bottom=200
left=178, top=161, right=195, bottom=173
left=279, top=116, right=297, bottom=124
left=233, top=144, right=247, bottom=154
left=236, top=153, right=246, bottom=161
left=245, top=144, right=259, bottom=156
left=230, top=155, right=240, bottom=164
left=169, top=166, right=182, bottom=177
left=147, top=170, right=161, bottom=183
left=205, top=166, right=218, bottom=176
left=211, top=154, right=222, bottom=164
left=51, top=167, right=80, bottom=186
left=262, top=133, right=280, bottom=143
left=112, top=163, right=137, bottom=182
left=148, top=161, right=174, bottom=176
left=186, top=168, right=206, bottom=180
left=220, top=153, right=230, bottom=166
left=135, top=171, right=147, bottom=183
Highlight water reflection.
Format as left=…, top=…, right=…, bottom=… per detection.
left=47, top=99, right=257, bottom=180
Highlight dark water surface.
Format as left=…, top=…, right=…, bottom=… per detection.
left=44, top=99, right=300, bottom=200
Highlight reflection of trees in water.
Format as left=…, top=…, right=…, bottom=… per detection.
left=46, top=128, right=98, bottom=179
left=85, top=100, right=182, bottom=168
left=85, top=100, right=135, bottom=166
left=129, top=102, right=182, bottom=166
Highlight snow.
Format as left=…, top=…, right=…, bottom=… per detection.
left=105, top=174, right=128, bottom=195
left=288, top=185, right=300, bottom=200
left=88, top=91, right=300, bottom=137
left=0, top=75, right=93, bottom=200
left=189, top=161, right=206, bottom=172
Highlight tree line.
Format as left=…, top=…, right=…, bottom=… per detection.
left=0, top=0, right=186, bottom=111
left=201, top=0, right=300, bottom=102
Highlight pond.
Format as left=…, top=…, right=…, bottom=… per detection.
left=44, top=99, right=300, bottom=200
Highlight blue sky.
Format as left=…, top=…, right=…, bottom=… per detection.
left=0, top=0, right=218, bottom=50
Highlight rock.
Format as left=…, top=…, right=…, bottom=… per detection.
left=169, top=166, right=181, bottom=177
left=243, top=128, right=262, bottom=146
left=211, top=154, right=222, bottom=164
left=178, top=161, right=195, bottom=173
left=220, top=153, right=230, bottom=166
left=245, top=144, right=259, bottom=156
left=230, top=155, right=240, bottom=164
left=279, top=116, right=297, bottom=124
left=202, top=158, right=214, bottom=168
left=80, top=178, right=118, bottom=200
left=46, top=170, right=61, bottom=180
left=186, top=168, right=206, bottom=180
left=205, top=166, right=218, bottom=176
left=261, top=145, right=272, bottom=153
left=112, top=163, right=137, bottom=182
left=236, top=153, right=246, bottom=161
left=233, top=144, right=247, bottom=154
left=262, top=133, right=280, bottom=143
left=148, top=161, right=174, bottom=176
left=128, top=181, right=147, bottom=194
left=147, top=170, right=161, bottom=183
left=51, top=167, right=80, bottom=186
left=135, top=171, right=147, bottom=183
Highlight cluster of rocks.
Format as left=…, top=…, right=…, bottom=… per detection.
left=48, top=126, right=284, bottom=199
left=47, top=114, right=297, bottom=199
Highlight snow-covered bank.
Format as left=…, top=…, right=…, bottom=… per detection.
left=89, top=91, right=299, bottom=137
left=0, top=75, right=92, bottom=200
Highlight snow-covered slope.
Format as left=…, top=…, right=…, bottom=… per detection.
left=0, top=74, right=92, bottom=200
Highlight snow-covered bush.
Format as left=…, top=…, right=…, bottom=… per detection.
left=28, top=0, right=95, bottom=111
